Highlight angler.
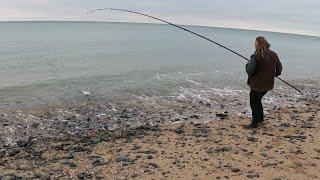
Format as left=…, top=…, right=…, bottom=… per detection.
left=244, top=36, right=282, bottom=128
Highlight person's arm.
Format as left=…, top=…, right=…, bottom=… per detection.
left=275, top=55, right=283, bottom=77
left=246, top=55, right=257, bottom=77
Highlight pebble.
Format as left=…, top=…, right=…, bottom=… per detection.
left=247, top=137, right=258, bottom=142
left=6, top=148, right=20, bottom=157
left=92, top=158, right=107, bottom=167
left=247, top=172, right=259, bottom=178
left=120, top=109, right=134, bottom=119
left=231, top=167, right=240, bottom=172
left=148, top=162, right=158, bottom=168
left=207, top=146, right=231, bottom=154
left=77, top=171, right=93, bottom=179
left=189, top=115, right=200, bottom=119
left=116, top=155, right=130, bottom=162
left=216, top=112, right=228, bottom=119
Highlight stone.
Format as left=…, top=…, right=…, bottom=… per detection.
left=120, top=109, right=134, bottom=119
left=148, top=162, right=158, bottom=168
left=17, top=140, right=31, bottom=147
left=116, top=155, right=130, bottom=162
left=207, top=146, right=232, bottom=154
left=231, top=167, right=240, bottom=172
left=40, top=174, right=51, bottom=180
left=77, top=171, right=93, bottom=179
left=171, top=118, right=181, bottom=122
left=189, top=115, right=200, bottom=119
left=247, top=137, right=258, bottom=142
left=7, top=148, right=20, bottom=157
left=216, top=112, right=228, bottom=120
left=63, top=161, right=77, bottom=168
left=247, top=172, right=259, bottom=178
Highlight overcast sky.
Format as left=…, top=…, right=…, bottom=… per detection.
left=0, top=0, right=319, bottom=37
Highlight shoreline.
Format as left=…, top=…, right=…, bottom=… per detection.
left=1, top=84, right=320, bottom=147
left=1, top=98, right=319, bottom=179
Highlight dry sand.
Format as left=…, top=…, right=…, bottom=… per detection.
left=0, top=101, right=319, bottom=179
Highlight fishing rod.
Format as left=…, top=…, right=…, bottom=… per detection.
left=87, top=8, right=302, bottom=93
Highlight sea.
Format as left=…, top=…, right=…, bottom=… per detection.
left=0, top=21, right=319, bottom=109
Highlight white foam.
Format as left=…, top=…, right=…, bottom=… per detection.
left=96, top=113, right=106, bottom=119
left=108, top=103, right=118, bottom=112
left=176, top=87, right=212, bottom=104
left=177, top=93, right=187, bottom=100
left=154, top=73, right=167, bottom=80
left=211, top=88, right=246, bottom=97
left=81, top=89, right=91, bottom=96
left=186, top=79, right=201, bottom=85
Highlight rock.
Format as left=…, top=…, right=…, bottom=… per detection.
left=17, top=139, right=31, bottom=147
left=280, top=123, right=290, bottom=128
left=131, top=173, right=139, bottom=178
left=247, top=137, right=258, bottom=142
left=283, top=135, right=307, bottom=141
left=207, top=146, right=231, bottom=154
left=301, top=123, right=315, bottom=129
left=265, top=144, right=273, bottom=149
left=141, top=149, right=158, bottom=154
left=172, top=159, right=180, bottom=165
left=92, top=156, right=107, bottom=167
left=171, top=118, right=181, bottom=122
left=72, top=145, right=91, bottom=152
left=148, top=162, right=158, bottom=168
left=147, top=155, right=153, bottom=159
left=6, top=148, right=20, bottom=157
left=31, top=122, right=40, bottom=128
left=189, top=115, right=200, bottom=119
left=40, top=174, right=51, bottom=180
left=120, top=109, right=134, bottom=118
left=173, top=125, right=185, bottom=134
left=2, top=173, right=21, bottom=180
left=231, top=167, right=240, bottom=172
left=247, top=172, right=259, bottom=178
left=260, top=152, right=267, bottom=157
left=0, top=149, right=5, bottom=157
left=86, top=138, right=102, bottom=146
left=216, top=112, right=228, bottom=120
left=132, top=144, right=141, bottom=150
left=77, top=171, right=93, bottom=179
left=116, top=155, right=130, bottom=162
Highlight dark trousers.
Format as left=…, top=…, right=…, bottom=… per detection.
left=250, top=90, right=268, bottom=125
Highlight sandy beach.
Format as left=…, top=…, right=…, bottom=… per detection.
left=0, top=97, right=319, bottom=179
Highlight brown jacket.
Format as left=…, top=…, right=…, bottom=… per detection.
left=246, top=50, right=282, bottom=92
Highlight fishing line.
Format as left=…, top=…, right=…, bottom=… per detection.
left=87, top=8, right=302, bottom=93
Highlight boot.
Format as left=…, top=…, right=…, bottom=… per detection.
left=243, top=123, right=259, bottom=129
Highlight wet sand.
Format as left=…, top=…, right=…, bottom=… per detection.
left=0, top=99, right=319, bottom=179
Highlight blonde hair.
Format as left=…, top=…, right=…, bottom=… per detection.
left=255, top=36, right=270, bottom=58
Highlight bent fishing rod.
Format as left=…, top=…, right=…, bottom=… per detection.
left=87, top=8, right=302, bottom=93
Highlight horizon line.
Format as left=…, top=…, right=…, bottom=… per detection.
left=0, top=20, right=319, bottom=38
